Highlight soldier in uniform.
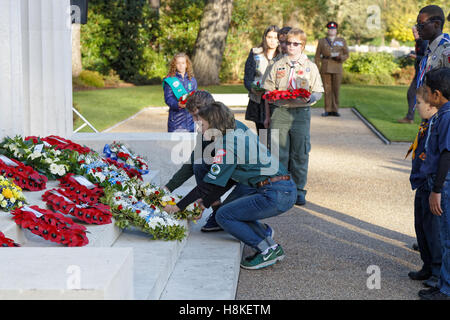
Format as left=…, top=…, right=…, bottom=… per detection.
left=263, top=28, right=324, bottom=206
left=314, top=21, right=349, bottom=117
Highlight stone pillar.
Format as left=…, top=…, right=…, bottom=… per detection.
left=0, top=0, right=73, bottom=140
left=0, top=0, right=25, bottom=138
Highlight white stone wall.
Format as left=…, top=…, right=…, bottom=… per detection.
left=0, top=0, right=72, bottom=139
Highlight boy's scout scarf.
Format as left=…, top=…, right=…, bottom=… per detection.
left=288, top=62, right=298, bottom=89
left=405, top=120, right=429, bottom=160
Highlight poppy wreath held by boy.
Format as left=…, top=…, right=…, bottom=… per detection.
left=11, top=205, right=89, bottom=247
left=0, top=231, right=20, bottom=247
left=0, top=155, right=47, bottom=191
left=42, top=189, right=112, bottom=225
left=262, top=88, right=311, bottom=101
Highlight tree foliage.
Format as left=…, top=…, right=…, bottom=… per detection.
left=79, top=0, right=450, bottom=84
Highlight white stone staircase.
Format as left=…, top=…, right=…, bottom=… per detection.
left=0, top=171, right=242, bottom=300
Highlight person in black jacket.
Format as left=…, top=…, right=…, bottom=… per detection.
left=243, top=25, right=281, bottom=136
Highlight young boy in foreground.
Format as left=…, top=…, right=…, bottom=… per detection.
left=419, top=67, right=450, bottom=300
left=406, top=85, right=441, bottom=290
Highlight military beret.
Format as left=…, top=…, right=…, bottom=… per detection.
left=326, top=21, right=338, bottom=29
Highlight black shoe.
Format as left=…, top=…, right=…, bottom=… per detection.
left=418, top=286, right=440, bottom=299
left=420, top=290, right=450, bottom=300
left=321, top=112, right=330, bottom=117
left=201, top=212, right=223, bottom=232
left=408, top=269, right=432, bottom=280
left=412, top=243, right=419, bottom=251
left=333, top=112, right=341, bottom=117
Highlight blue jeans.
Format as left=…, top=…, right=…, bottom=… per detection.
left=414, top=186, right=442, bottom=278
left=215, top=178, right=297, bottom=252
left=429, top=173, right=450, bottom=295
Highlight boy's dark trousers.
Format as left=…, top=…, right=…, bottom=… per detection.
left=414, top=185, right=442, bottom=278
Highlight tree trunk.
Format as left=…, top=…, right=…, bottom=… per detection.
left=72, top=23, right=82, bottom=77
left=192, top=0, right=233, bottom=86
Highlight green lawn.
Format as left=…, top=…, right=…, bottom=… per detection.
left=313, top=84, right=419, bottom=142
left=73, top=84, right=418, bottom=142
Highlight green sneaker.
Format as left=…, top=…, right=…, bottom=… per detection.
left=240, top=246, right=283, bottom=270
left=273, top=245, right=285, bottom=261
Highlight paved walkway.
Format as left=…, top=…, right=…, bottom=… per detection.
left=108, top=107, right=423, bottom=300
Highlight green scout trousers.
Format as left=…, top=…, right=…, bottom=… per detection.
left=270, top=106, right=311, bottom=197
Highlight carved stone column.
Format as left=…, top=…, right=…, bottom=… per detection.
left=0, top=0, right=73, bottom=139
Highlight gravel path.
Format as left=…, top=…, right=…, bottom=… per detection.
left=108, top=107, right=423, bottom=300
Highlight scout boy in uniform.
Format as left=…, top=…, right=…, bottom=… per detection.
left=263, top=28, right=324, bottom=206
left=419, top=68, right=450, bottom=300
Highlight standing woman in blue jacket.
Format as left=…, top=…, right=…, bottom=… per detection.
left=163, top=53, right=198, bottom=132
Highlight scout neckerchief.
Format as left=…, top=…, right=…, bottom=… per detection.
left=405, top=120, right=429, bottom=160
left=288, top=61, right=298, bottom=89
left=163, top=76, right=189, bottom=100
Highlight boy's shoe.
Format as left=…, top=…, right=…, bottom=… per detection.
left=240, top=246, right=284, bottom=270
left=397, top=117, right=414, bottom=124
left=418, top=286, right=440, bottom=299
left=201, top=213, right=223, bottom=232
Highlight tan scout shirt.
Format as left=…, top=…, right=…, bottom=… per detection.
left=314, top=37, right=349, bottom=74
left=262, top=53, right=324, bottom=108
left=424, top=33, right=450, bottom=73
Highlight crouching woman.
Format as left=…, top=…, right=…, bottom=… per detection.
left=164, top=102, right=297, bottom=270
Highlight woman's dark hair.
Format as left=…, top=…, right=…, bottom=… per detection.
left=425, top=68, right=450, bottom=100
left=259, top=25, right=281, bottom=56
left=185, top=90, right=215, bottom=113
left=197, top=102, right=236, bottom=134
